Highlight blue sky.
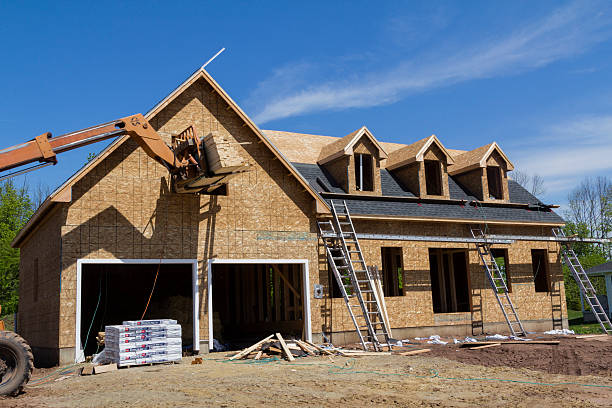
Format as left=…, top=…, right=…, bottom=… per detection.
left=1, top=1, right=611, bottom=209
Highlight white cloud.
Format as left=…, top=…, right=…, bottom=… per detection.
left=511, top=114, right=612, bottom=204
left=249, top=1, right=612, bottom=124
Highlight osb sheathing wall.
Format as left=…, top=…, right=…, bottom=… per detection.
left=17, top=206, right=62, bottom=361
left=56, top=77, right=318, bottom=350
left=317, top=222, right=566, bottom=335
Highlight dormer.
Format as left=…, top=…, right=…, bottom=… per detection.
left=448, top=142, right=514, bottom=201
left=385, top=135, right=455, bottom=198
left=318, top=127, right=388, bottom=195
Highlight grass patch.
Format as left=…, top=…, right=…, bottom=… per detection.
left=569, top=322, right=605, bottom=335
left=567, top=309, right=583, bottom=322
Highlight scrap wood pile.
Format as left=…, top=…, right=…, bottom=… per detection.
left=228, top=333, right=432, bottom=361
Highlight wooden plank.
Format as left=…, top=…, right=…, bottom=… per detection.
left=94, top=363, right=118, bottom=374
left=399, top=348, right=431, bottom=356
left=461, top=340, right=559, bottom=347
left=341, top=351, right=392, bottom=356
left=272, top=264, right=301, bottom=300
left=254, top=350, right=263, bottom=360
left=229, top=334, right=275, bottom=360
left=304, top=340, right=333, bottom=355
left=295, top=340, right=315, bottom=355
left=576, top=334, right=609, bottom=339
left=275, top=333, right=296, bottom=362
left=468, top=343, right=501, bottom=350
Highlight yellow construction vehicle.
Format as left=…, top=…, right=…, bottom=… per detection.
left=0, top=114, right=248, bottom=395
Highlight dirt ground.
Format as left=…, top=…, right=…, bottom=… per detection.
left=2, top=335, right=611, bottom=408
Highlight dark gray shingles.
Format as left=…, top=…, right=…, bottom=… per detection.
left=292, top=162, right=564, bottom=224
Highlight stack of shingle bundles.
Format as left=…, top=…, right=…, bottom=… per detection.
left=105, top=319, right=182, bottom=367
left=203, top=131, right=247, bottom=174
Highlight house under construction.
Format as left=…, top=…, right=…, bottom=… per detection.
left=12, top=68, right=610, bottom=366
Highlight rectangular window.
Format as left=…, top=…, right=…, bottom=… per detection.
left=328, top=248, right=347, bottom=298
left=491, top=248, right=511, bottom=293
left=33, top=258, right=39, bottom=303
left=531, top=249, right=550, bottom=292
left=381, top=247, right=404, bottom=297
left=354, top=153, right=374, bottom=191
left=428, top=249, right=471, bottom=313
left=424, top=160, right=442, bottom=195
left=487, top=166, right=503, bottom=199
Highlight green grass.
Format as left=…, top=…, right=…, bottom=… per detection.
left=567, top=309, right=583, bottom=322
left=566, top=309, right=607, bottom=334
left=569, top=323, right=605, bottom=335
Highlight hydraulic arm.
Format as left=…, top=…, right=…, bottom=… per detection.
left=0, top=114, right=247, bottom=193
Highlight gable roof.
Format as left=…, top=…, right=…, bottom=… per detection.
left=12, top=68, right=331, bottom=247
left=386, top=135, right=455, bottom=171
left=317, top=126, right=389, bottom=164
left=448, top=142, right=514, bottom=175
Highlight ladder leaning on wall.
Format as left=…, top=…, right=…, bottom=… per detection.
left=553, top=228, right=612, bottom=335
left=317, top=200, right=393, bottom=351
left=470, top=227, right=527, bottom=337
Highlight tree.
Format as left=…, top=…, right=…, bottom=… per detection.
left=511, top=170, right=546, bottom=197
left=566, top=176, right=611, bottom=258
left=0, top=180, right=34, bottom=314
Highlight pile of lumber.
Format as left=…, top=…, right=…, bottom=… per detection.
left=204, top=131, right=248, bottom=174
left=228, top=333, right=348, bottom=361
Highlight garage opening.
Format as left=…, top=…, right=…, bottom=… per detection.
left=211, top=263, right=304, bottom=350
left=79, top=262, right=194, bottom=358
left=428, top=249, right=471, bottom=313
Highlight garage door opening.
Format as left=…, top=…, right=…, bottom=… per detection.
left=77, top=260, right=197, bottom=360
left=210, top=262, right=308, bottom=350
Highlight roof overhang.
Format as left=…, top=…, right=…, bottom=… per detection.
left=449, top=142, right=514, bottom=176
left=318, top=126, right=389, bottom=165
left=386, top=135, right=455, bottom=171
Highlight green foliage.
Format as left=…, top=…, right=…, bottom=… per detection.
left=569, top=323, right=605, bottom=335
left=86, top=152, right=97, bottom=163
left=0, top=180, right=34, bottom=314
left=562, top=222, right=607, bottom=311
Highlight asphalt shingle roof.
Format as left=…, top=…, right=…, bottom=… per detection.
left=292, top=162, right=564, bottom=224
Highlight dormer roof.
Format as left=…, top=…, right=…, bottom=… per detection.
left=317, top=126, right=388, bottom=165
left=448, top=142, right=514, bottom=175
left=385, top=135, right=455, bottom=171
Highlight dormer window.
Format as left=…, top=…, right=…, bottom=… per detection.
left=487, top=166, right=503, bottom=199
left=424, top=160, right=442, bottom=196
left=354, top=153, right=374, bottom=191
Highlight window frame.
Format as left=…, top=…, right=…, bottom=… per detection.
left=381, top=247, right=404, bottom=297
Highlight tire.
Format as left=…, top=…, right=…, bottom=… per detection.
left=0, top=331, right=34, bottom=396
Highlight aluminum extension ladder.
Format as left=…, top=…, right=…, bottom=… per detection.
left=317, top=200, right=392, bottom=351
left=471, top=227, right=527, bottom=337
left=553, top=228, right=612, bottom=334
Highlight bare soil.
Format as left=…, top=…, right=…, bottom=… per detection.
left=426, top=335, right=612, bottom=377
left=1, top=335, right=611, bottom=407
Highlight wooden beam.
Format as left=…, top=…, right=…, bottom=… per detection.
left=468, top=343, right=501, bottom=350
left=275, top=333, right=296, bottom=362
left=229, top=334, right=275, bottom=360
left=272, top=264, right=301, bottom=300
left=399, top=348, right=431, bottom=356
left=304, top=340, right=333, bottom=355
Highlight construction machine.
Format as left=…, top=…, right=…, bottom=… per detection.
left=0, top=113, right=248, bottom=395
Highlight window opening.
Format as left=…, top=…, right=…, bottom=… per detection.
left=354, top=153, right=374, bottom=191
left=381, top=247, right=404, bottom=296
left=424, top=160, right=442, bottom=195
left=487, top=166, right=503, bottom=199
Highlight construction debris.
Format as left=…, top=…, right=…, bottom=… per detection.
left=93, top=363, right=117, bottom=375
left=469, top=343, right=502, bottom=350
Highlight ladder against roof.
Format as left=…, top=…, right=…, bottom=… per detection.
left=470, top=227, right=527, bottom=337
left=316, top=200, right=393, bottom=351
left=553, top=228, right=612, bottom=335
